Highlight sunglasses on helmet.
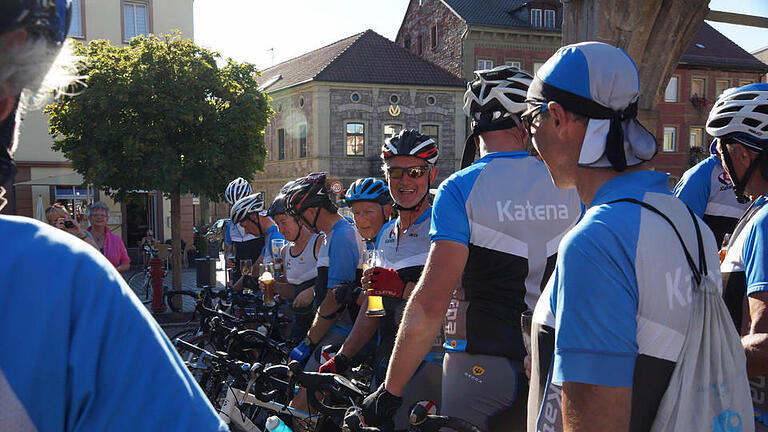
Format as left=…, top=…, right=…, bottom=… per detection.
left=386, top=165, right=430, bottom=179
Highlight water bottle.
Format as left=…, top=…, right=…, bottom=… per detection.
left=266, top=415, right=293, bottom=432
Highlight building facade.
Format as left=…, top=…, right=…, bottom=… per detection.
left=395, top=0, right=767, bottom=181
left=5, top=0, right=196, bottom=261
left=254, top=30, right=466, bottom=202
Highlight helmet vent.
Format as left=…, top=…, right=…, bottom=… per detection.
left=753, top=105, right=768, bottom=115
left=732, top=93, right=757, bottom=101
left=719, top=105, right=742, bottom=114
left=743, top=118, right=761, bottom=128
left=709, top=117, right=732, bottom=128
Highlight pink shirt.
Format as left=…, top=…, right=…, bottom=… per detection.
left=88, top=227, right=130, bottom=268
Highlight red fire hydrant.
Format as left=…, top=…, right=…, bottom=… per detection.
left=150, top=256, right=166, bottom=313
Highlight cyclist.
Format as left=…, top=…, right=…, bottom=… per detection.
left=674, top=143, right=751, bottom=247
left=323, top=132, right=442, bottom=431
left=345, top=177, right=393, bottom=246
left=0, top=1, right=226, bottom=430
left=284, top=172, right=365, bottom=371
left=266, top=180, right=323, bottom=344
left=225, top=177, right=263, bottom=281
left=362, top=66, right=581, bottom=431
left=525, top=41, right=749, bottom=430
left=711, top=83, right=768, bottom=428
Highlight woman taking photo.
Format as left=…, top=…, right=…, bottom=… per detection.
left=87, top=202, right=131, bottom=273
left=45, top=203, right=98, bottom=249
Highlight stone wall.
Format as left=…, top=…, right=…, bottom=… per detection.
left=395, top=0, right=466, bottom=78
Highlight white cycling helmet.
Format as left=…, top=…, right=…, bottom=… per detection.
left=461, top=65, right=532, bottom=168
left=706, top=83, right=768, bottom=151
left=230, top=193, right=265, bottom=224
left=225, top=177, right=253, bottom=205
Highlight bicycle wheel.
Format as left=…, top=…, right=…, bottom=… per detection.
left=126, top=270, right=152, bottom=304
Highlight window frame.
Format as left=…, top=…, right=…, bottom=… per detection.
left=384, top=123, right=403, bottom=143
left=544, top=9, right=556, bottom=28
left=691, top=76, right=706, bottom=99
left=664, top=75, right=679, bottom=103
left=477, top=59, right=494, bottom=71
left=689, top=126, right=705, bottom=151
left=531, top=8, right=542, bottom=27
left=345, top=122, right=366, bottom=157
left=715, top=78, right=730, bottom=98
left=504, top=60, right=522, bottom=69
left=277, top=128, right=286, bottom=160
left=533, top=61, right=546, bottom=75
left=121, top=0, right=153, bottom=43
left=663, top=126, right=677, bottom=153
left=67, top=0, right=86, bottom=39
left=420, top=123, right=440, bottom=142
left=430, top=25, right=438, bottom=50
left=299, top=124, right=307, bottom=158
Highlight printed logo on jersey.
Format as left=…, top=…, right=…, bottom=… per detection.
left=472, top=365, right=485, bottom=376
left=718, top=172, right=735, bottom=192
left=496, top=201, right=570, bottom=222
left=712, top=409, right=742, bottom=432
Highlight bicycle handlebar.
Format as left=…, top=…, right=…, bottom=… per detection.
left=341, top=403, right=485, bottom=432
left=287, top=360, right=365, bottom=417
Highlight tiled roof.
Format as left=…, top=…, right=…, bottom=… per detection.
left=680, top=22, right=767, bottom=72
left=441, top=0, right=554, bottom=29
left=258, top=30, right=465, bottom=92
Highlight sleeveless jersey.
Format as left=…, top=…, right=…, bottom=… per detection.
left=285, top=233, right=321, bottom=289
left=431, top=151, right=581, bottom=360
left=674, top=155, right=751, bottom=247
left=721, top=196, right=768, bottom=430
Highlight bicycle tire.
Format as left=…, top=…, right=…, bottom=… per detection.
left=126, top=270, right=152, bottom=304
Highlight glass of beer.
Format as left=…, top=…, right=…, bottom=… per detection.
left=259, top=262, right=276, bottom=306
left=272, top=239, right=286, bottom=276
left=363, top=249, right=386, bottom=317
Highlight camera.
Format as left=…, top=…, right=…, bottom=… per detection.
left=64, top=220, right=75, bottom=229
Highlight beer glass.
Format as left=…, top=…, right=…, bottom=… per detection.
left=272, top=239, right=286, bottom=276
left=364, top=249, right=386, bottom=317
left=259, top=262, right=276, bottom=306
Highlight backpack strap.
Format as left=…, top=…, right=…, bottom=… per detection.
left=607, top=198, right=705, bottom=285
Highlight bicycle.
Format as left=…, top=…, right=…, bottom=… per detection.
left=342, top=403, right=484, bottom=432
left=126, top=244, right=169, bottom=304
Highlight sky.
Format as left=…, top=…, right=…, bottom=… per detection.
left=193, top=0, right=768, bottom=70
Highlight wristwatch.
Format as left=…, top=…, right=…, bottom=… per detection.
left=303, top=336, right=314, bottom=346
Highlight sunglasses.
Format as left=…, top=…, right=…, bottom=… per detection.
left=386, top=165, right=430, bottom=179
left=520, top=102, right=549, bottom=135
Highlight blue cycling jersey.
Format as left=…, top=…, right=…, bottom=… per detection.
left=0, top=216, right=226, bottom=431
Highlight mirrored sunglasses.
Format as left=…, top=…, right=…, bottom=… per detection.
left=387, top=165, right=430, bottom=179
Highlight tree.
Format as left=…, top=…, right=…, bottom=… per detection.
left=46, top=33, right=272, bottom=298
left=561, top=0, right=709, bottom=129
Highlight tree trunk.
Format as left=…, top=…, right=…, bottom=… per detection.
left=200, top=194, right=210, bottom=226
left=561, top=0, right=709, bottom=132
left=170, top=190, right=183, bottom=311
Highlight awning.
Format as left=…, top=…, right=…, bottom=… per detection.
left=14, top=172, right=86, bottom=186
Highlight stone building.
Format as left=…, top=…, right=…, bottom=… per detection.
left=254, top=30, right=465, bottom=202
left=752, top=45, right=768, bottom=83
left=395, top=0, right=562, bottom=81
left=394, top=0, right=767, bottom=181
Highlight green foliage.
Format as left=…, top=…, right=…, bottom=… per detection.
left=46, top=33, right=273, bottom=201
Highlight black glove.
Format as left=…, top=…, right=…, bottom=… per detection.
left=334, top=281, right=362, bottom=305
left=361, top=384, right=402, bottom=427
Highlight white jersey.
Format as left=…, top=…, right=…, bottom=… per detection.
left=285, top=234, right=321, bottom=288
left=228, top=221, right=257, bottom=243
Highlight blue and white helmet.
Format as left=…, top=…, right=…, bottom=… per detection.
left=230, top=193, right=265, bottom=224
left=225, top=177, right=252, bottom=205
left=345, top=178, right=391, bottom=206
left=707, top=83, right=768, bottom=151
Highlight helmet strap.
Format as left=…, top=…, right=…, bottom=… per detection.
left=248, top=214, right=264, bottom=237
left=290, top=216, right=302, bottom=242
left=721, top=143, right=759, bottom=204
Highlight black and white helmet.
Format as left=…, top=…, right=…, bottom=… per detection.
left=230, top=193, right=265, bottom=224
left=225, top=177, right=253, bottom=205
left=381, top=129, right=439, bottom=165
left=461, top=65, right=532, bottom=168
left=707, top=83, right=768, bottom=151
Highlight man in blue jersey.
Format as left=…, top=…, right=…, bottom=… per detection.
left=674, top=145, right=750, bottom=247
left=0, top=1, right=227, bottom=430
left=284, top=172, right=365, bottom=370
left=525, top=41, right=749, bottom=430
left=322, top=132, right=442, bottom=431
left=709, top=83, right=768, bottom=429
left=362, top=66, right=581, bottom=431
left=224, top=177, right=264, bottom=282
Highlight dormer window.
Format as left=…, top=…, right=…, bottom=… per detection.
left=530, top=9, right=542, bottom=27
left=544, top=10, right=556, bottom=28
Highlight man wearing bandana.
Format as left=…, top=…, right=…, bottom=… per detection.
left=524, top=42, right=750, bottom=430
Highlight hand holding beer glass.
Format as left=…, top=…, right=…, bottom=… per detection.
left=362, top=249, right=386, bottom=317
left=271, top=239, right=286, bottom=277
left=259, top=262, right=276, bottom=306
left=240, top=259, right=253, bottom=293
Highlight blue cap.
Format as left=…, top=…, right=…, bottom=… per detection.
left=527, top=41, right=657, bottom=171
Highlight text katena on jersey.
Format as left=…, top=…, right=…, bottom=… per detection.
left=496, top=200, right=570, bottom=222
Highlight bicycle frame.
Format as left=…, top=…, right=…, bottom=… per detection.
left=219, top=385, right=318, bottom=432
